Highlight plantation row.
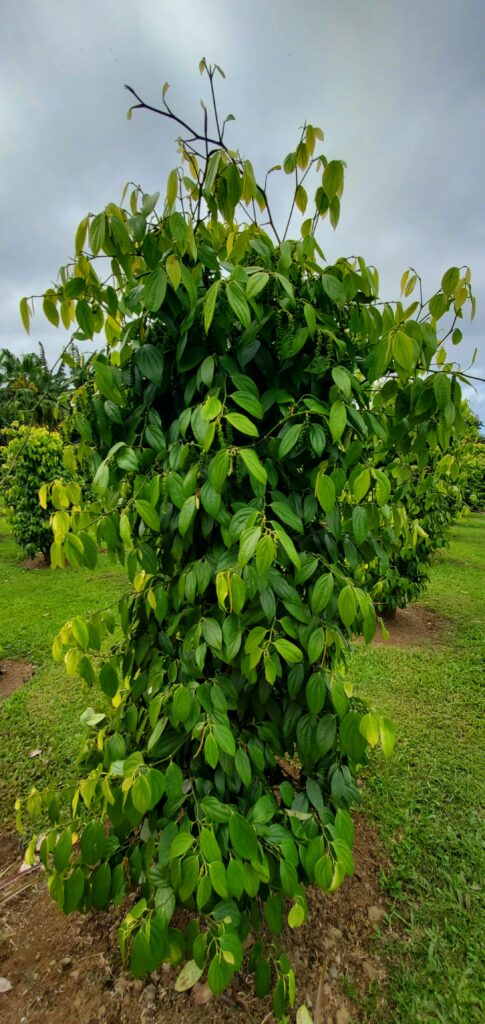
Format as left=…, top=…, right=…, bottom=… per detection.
left=1, top=62, right=482, bottom=1021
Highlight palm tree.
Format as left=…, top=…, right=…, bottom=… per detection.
left=0, top=344, right=67, bottom=429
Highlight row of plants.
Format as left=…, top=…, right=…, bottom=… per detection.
left=4, top=62, right=480, bottom=1020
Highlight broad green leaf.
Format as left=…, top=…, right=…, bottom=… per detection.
left=273, top=638, right=303, bottom=664
left=246, top=271, right=269, bottom=298
left=135, top=500, right=160, bottom=532
left=315, top=473, right=335, bottom=514
left=337, top=586, right=357, bottom=628
left=392, top=330, right=415, bottom=373
left=359, top=712, right=380, bottom=747
left=329, top=401, right=347, bottom=442
left=229, top=814, right=259, bottom=861
left=352, top=468, right=371, bottom=502
left=204, top=280, right=221, bottom=333
left=311, top=573, right=334, bottom=614
left=225, top=412, right=259, bottom=437
left=239, top=448, right=267, bottom=485
left=379, top=716, right=396, bottom=757
left=135, top=345, right=164, bottom=382
left=231, top=391, right=263, bottom=418
left=279, top=423, right=301, bottom=458
left=352, top=505, right=368, bottom=546
left=144, top=268, right=167, bottom=312
left=226, top=281, right=251, bottom=328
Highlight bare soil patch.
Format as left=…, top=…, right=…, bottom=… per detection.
left=0, top=819, right=391, bottom=1024
left=20, top=555, right=50, bottom=571
left=372, top=605, right=450, bottom=649
left=0, top=661, right=35, bottom=703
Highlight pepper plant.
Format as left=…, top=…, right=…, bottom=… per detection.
left=18, top=63, right=475, bottom=1017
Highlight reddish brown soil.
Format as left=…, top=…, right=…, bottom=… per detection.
left=0, top=820, right=391, bottom=1024
left=372, top=605, right=450, bottom=649
left=0, top=661, right=35, bottom=702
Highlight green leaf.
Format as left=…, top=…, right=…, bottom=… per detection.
left=226, top=282, right=251, bottom=328
left=441, top=266, right=460, bottom=296
left=207, top=955, right=233, bottom=994
left=315, top=715, right=337, bottom=757
left=323, top=159, right=344, bottom=200
left=352, top=468, right=371, bottom=502
left=314, top=854, right=333, bottom=891
left=80, top=820, right=105, bottom=865
left=311, top=573, right=334, bottom=614
left=209, top=861, right=229, bottom=899
left=229, top=814, right=259, bottom=861
left=272, top=523, right=301, bottom=570
left=256, top=534, right=275, bottom=573
left=392, top=330, right=415, bottom=372
left=306, top=671, right=326, bottom=713
left=332, top=366, right=352, bottom=397
left=238, top=525, right=261, bottom=567
left=170, top=832, right=195, bottom=858
left=321, top=273, right=345, bottom=304
left=231, top=390, right=263, bottom=419
left=270, top=500, right=303, bottom=533
left=20, top=296, right=31, bottom=333
left=91, top=862, right=111, bottom=909
left=246, top=271, right=269, bottom=298
left=307, top=629, right=325, bottom=664
left=352, top=505, right=368, bottom=545
left=89, top=213, right=106, bottom=255
left=135, top=345, right=164, bottom=382
left=235, top=747, right=252, bottom=787
left=273, top=638, right=303, bottom=664
left=337, top=586, right=357, bottom=628
left=433, top=373, right=451, bottom=411
left=239, top=448, right=267, bottom=485
left=132, top=773, right=152, bottom=814
left=359, top=712, right=380, bottom=747
left=279, top=423, right=301, bottom=458
left=63, top=868, right=85, bottom=912
left=201, top=618, right=223, bottom=650
left=144, top=268, right=167, bottom=312
left=225, top=412, right=259, bottom=437
left=178, top=496, right=197, bottom=535
left=204, top=280, right=221, bottom=332
left=379, top=716, right=396, bottom=757
left=329, top=401, right=347, bottom=442
left=315, top=473, right=336, bottom=515
left=209, top=449, right=230, bottom=491
left=135, top=500, right=160, bottom=532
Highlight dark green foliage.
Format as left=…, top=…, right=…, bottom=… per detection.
left=17, top=63, right=475, bottom=1016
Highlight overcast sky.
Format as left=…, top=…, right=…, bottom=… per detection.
left=1, top=0, right=484, bottom=420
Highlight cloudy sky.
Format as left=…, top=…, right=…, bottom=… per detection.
left=1, top=0, right=484, bottom=419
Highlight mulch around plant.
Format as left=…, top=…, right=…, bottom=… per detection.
left=371, top=605, right=450, bottom=649
left=0, top=661, right=35, bottom=703
left=0, top=818, right=392, bottom=1024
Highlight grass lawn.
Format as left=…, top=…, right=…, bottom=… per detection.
left=0, top=525, right=126, bottom=822
left=0, top=516, right=483, bottom=1022
left=350, top=514, right=485, bottom=1023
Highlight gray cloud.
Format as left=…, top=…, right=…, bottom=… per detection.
left=1, top=0, right=483, bottom=419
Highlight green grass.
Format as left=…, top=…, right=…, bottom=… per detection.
left=0, top=517, right=484, bottom=1022
left=0, top=525, right=126, bottom=822
left=350, top=514, right=485, bottom=1024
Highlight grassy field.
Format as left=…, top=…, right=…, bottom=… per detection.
left=0, top=526, right=126, bottom=821
left=0, top=516, right=483, bottom=1022
left=351, top=515, right=485, bottom=1023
